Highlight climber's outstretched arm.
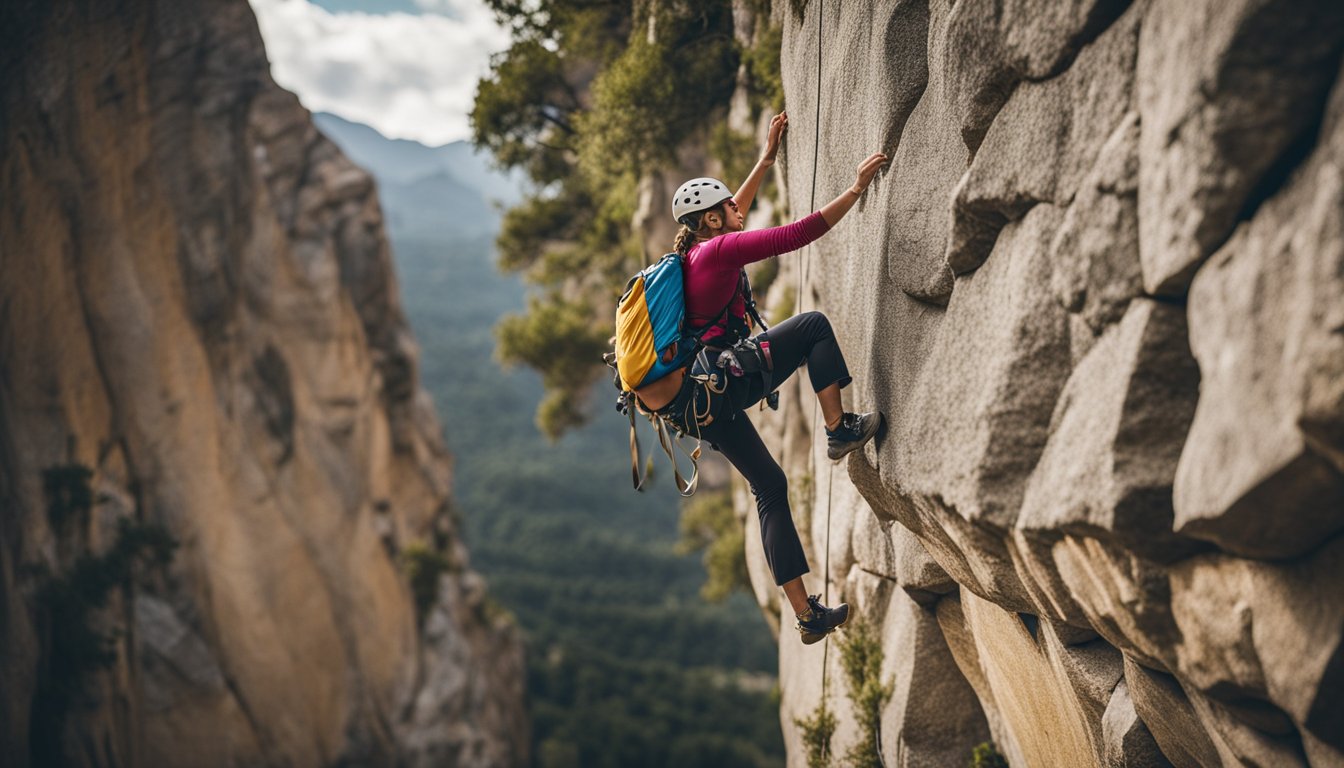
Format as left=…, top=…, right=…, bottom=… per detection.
left=734, top=112, right=788, bottom=214
left=819, top=152, right=888, bottom=228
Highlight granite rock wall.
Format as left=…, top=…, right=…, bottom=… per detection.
left=749, top=0, right=1344, bottom=764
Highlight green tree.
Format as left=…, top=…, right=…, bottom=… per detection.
left=472, top=1, right=740, bottom=438
left=676, top=489, right=751, bottom=602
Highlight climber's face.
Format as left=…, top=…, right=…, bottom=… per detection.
left=700, top=198, right=742, bottom=235
left=719, top=198, right=744, bottom=232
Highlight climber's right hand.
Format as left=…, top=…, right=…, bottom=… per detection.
left=851, top=152, right=888, bottom=195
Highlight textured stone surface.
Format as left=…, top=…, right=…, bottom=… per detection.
left=943, top=0, right=1131, bottom=151
left=1049, top=110, right=1143, bottom=341
left=886, top=519, right=957, bottom=607
left=872, top=582, right=991, bottom=768
left=1173, top=71, right=1344, bottom=558
left=1136, top=0, right=1344, bottom=295
left=760, top=0, right=1344, bottom=764
left=1017, top=299, right=1200, bottom=560
left=1045, top=535, right=1181, bottom=669
left=1101, top=677, right=1170, bottom=767
left=1167, top=538, right=1344, bottom=760
left=1124, top=659, right=1221, bottom=768
left=0, top=1, right=526, bottom=766
left=902, top=203, right=1070, bottom=530
left=881, top=0, right=960, bottom=305
left=957, top=591, right=1099, bottom=766
left=850, top=450, right=1037, bottom=615
left=948, top=2, right=1140, bottom=275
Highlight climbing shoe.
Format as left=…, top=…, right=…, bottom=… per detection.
left=826, top=411, right=883, bottom=461
left=796, top=595, right=850, bottom=645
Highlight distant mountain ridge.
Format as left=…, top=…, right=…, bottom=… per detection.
left=313, top=111, right=523, bottom=238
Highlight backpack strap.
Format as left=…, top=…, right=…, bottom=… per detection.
left=740, top=268, right=770, bottom=332
left=687, top=267, right=770, bottom=346
left=624, top=378, right=705, bottom=497
left=686, top=285, right=737, bottom=345
left=628, top=406, right=648, bottom=492
left=655, top=417, right=700, bottom=496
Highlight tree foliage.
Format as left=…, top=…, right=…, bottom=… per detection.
left=400, top=540, right=456, bottom=624
left=743, top=23, right=784, bottom=113
left=472, top=0, right=742, bottom=438
left=676, top=488, right=751, bottom=602
left=472, top=39, right=581, bottom=183
left=790, top=620, right=894, bottom=768
left=796, top=700, right=837, bottom=768
left=970, top=742, right=1010, bottom=768
left=837, top=620, right=894, bottom=767
left=496, top=295, right=612, bottom=436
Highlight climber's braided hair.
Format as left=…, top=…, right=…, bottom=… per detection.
left=674, top=221, right=699, bottom=257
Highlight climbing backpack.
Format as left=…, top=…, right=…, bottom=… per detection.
left=605, top=253, right=773, bottom=496
left=611, top=253, right=699, bottom=392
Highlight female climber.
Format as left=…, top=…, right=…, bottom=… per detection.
left=642, top=111, right=888, bottom=644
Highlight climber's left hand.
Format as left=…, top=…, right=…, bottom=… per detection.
left=762, top=111, right=787, bottom=165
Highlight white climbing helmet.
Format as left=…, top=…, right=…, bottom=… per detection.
left=672, top=177, right=734, bottom=225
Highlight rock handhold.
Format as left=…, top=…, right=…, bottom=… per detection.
left=942, top=0, right=1132, bottom=152
left=1049, top=111, right=1143, bottom=338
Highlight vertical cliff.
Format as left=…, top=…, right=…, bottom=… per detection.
left=747, top=0, right=1344, bottom=765
left=0, top=1, right=526, bottom=766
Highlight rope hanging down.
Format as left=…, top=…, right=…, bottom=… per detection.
left=794, top=0, right=841, bottom=762
left=793, top=4, right=888, bottom=766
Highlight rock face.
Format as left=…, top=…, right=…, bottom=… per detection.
left=0, top=1, right=526, bottom=766
left=748, top=0, right=1344, bottom=765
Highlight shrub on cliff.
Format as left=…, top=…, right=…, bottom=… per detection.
left=837, top=619, right=893, bottom=767
left=30, top=464, right=176, bottom=764
left=400, top=540, right=456, bottom=623
left=971, top=741, right=1009, bottom=767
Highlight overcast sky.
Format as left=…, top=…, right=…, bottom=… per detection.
left=249, top=0, right=512, bottom=146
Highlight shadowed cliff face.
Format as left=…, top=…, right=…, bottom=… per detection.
left=0, top=1, right=526, bottom=766
left=738, top=0, right=1344, bottom=765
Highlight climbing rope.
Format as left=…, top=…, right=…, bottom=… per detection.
left=793, top=1, right=841, bottom=763
left=794, top=4, right=887, bottom=766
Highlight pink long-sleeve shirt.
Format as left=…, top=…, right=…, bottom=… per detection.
left=684, top=211, right=831, bottom=345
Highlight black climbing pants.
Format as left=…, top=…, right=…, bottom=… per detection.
left=697, top=311, right=852, bottom=586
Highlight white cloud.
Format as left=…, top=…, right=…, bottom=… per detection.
left=249, top=0, right=511, bottom=145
